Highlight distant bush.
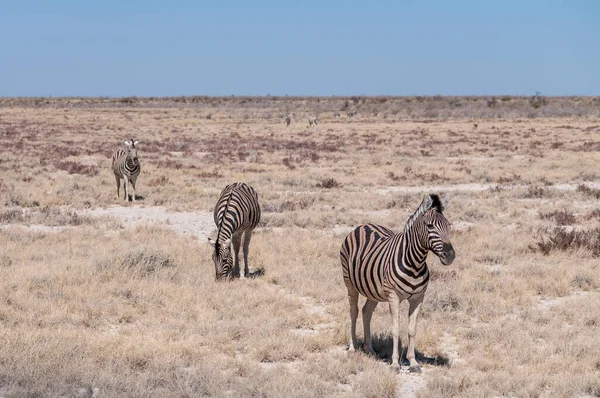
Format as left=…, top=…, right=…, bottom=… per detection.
left=530, top=227, right=600, bottom=257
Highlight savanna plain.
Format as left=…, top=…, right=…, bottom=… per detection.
left=1, top=96, right=600, bottom=397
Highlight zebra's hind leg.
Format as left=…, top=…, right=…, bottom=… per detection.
left=231, top=232, right=242, bottom=278
left=241, top=230, right=252, bottom=278
left=347, top=288, right=359, bottom=352
left=115, top=175, right=121, bottom=200
left=406, top=293, right=425, bottom=373
left=362, top=299, right=379, bottom=356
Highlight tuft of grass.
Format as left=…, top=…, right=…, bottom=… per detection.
left=95, top=248, right=175, bottom=277
left=577, top=184, right=600, bottom=199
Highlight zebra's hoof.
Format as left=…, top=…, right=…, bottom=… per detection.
left=409, top=365, right=422, bottom=374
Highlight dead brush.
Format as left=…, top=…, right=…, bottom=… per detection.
left=529, top=227, right=600, bottom=257
left=55, top=161, right=99, bottom=176
left=539, top=210, right=576, bottom=225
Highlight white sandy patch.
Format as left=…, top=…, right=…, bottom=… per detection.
left=83, top=206, right=215, bottom=240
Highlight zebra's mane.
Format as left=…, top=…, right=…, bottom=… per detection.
left=215, top=188, right=235, bottom=245
left=403, top=194, right=443, bottom=233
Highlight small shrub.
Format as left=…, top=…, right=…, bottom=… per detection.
left=522, top=186, right=548, bottom=199
left=539, top=210, right=576, bottom=226
left=577, top=184, right=600, bottom=199
left=96, top=248, right=175, bottom=277
left=0, top=209, right=24, bottom=223
left=316, top=178, right=341, bottom=189
left=147, top=175, right=169, bottom=187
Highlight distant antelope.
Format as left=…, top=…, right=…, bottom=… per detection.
left=208, top=183, right=261, bottom=280
left=341, top=194, right=455, bottom=372
left=285, top=116, right=291, bottom=126
left=112, top=139, right=141, bottom=202
left=308, top=116, right=318, bottom=127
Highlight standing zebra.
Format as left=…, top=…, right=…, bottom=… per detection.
left=208, top=182, right=261, bottom=280
left=340, top=194, right=455, bottom=373
left=112, top=139, right=141, bottom=202
left=308, top=116, right=318, bottom=127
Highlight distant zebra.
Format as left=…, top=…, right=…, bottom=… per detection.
left=208, top=182, right=261, bottom=280
left=347, top=111, right=356, bottom=118
left=285, top=116, right=291, bottom=126
left=112, top=139, right=141, bottom=202
left=340, top=194, right=455, bottom=372
left=308, top=116, right=318, bottom=127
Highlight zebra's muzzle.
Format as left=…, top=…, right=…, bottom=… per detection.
left=439, top=243, right=455, bottom=265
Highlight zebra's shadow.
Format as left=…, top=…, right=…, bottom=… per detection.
left=370, top=334, right=451, bottom=367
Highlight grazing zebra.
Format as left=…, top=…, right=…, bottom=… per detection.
left=308, top=116, right=318, bottom=127
left=208, top=182, right=261, bottom=280
left=285, top=116, right=291, bottom=126
left=112, top=139, right=141, bottom=202
left=340, top=193, right=455, bottom=373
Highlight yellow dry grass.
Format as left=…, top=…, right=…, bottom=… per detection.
left=1, top=99, right=600, bottom=397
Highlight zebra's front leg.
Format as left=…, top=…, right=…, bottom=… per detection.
left=130, top=177, right=136, bottom=202
left=231, top=233, right=242, bottom=278
left=362, top=299, right=378, bottom=356
left=241, top=230, right=252, bottom=278
left=347, top=288, right=359, bottom=352
left=123, top=179, right=129, bottom=201
left=389, top=293, right=401, bottom=370
left=407, top=294, right=425, bottom=373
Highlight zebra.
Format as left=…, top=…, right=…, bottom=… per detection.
left=112, top=139, right=141, bottom=202
left=285, top=116, right=291, bottom=126
left=347, top=111, right=356, bottom=118
left=340, top=193, right=455, bottom=373
left=207, top=182, right=261, bottom=280
left=308, top=116, right=318, bottom=127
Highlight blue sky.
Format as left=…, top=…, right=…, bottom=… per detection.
left=0, top=1, right=598, bottom=96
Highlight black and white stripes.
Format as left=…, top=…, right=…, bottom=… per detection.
left=112, top=139, right=141, bottom=202
left=340, top=193, right=455, bottom=372
left=208, top=182, right=261, bottom=280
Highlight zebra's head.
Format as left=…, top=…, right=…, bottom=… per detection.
left=124, top=139, right=139, bottom=164
left=406, top=193, right=455, bottom=265
left=207, top=237, right=233, bottom=280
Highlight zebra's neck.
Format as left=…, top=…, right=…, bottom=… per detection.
left=398, top=223, right=429, bottom=268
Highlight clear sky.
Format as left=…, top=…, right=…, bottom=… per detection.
left=1, top=1, right=598, bottom=97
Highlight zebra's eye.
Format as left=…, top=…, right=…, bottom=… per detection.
left=426, top=224, right=434, bottom=228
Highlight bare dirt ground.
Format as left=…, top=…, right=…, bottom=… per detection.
left=2, top=97, right=600, bottom=397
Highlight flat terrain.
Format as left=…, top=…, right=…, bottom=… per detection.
left=1, top=97, right=600, bottom=397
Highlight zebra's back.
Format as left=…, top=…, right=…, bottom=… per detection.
left=341, top=224, right=396, bottom=302
left=214, top=183, right=261, bottom=238
left=341, top=223, right=430, bottom=302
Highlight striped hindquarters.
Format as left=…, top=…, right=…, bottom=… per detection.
left=340, top=223, right=430, bottom=302
left=112, top=149, right=140, bottom=180
left=213, top=183, right=261, bottom=240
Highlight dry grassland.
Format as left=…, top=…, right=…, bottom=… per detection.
left=1, top=97, right=600, bottom=397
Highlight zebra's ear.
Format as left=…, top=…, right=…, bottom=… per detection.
left=441, top=193, right=450, bottom=211
left=133, top=141, right=139, bottom=146
left=207, top=237, right=216, bottom=247
left=123, top=140, right=132, bottom=147
left=422, top=195, right=434, bottom=210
